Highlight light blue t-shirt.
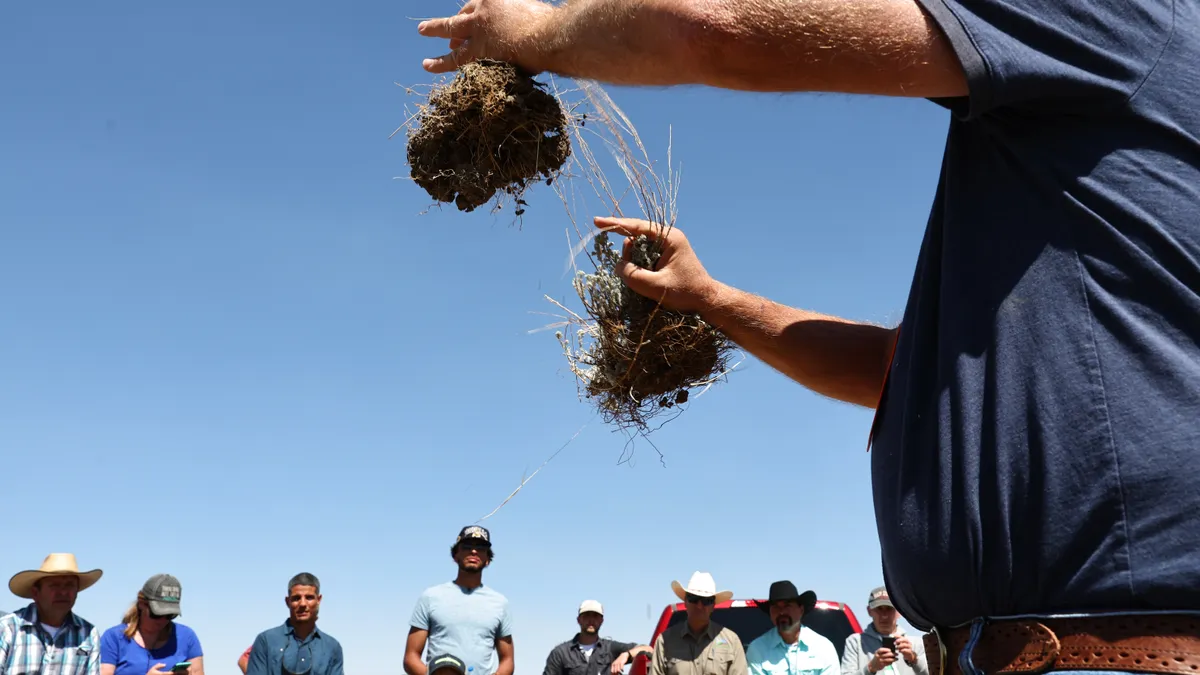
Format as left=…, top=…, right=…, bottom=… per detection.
left=100, top=623, right=203, bottom=675
left=410, top=582, right=512, bottom=675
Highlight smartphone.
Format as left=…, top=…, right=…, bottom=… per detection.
left=172, top=663, right=191, bottom=673
left=881, top=637, right=896, bottom=653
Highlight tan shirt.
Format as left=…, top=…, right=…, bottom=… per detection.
left=650, top=621, right=748, bottom=675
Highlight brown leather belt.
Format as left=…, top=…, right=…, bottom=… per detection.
left=924, top=615, right=1200, bottom=675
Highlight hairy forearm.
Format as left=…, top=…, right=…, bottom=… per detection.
left=531, top=0, right=964, bottom=96
left=702, top=282, right=896, bottom=407
left=532, top=0, right=697, bottom=85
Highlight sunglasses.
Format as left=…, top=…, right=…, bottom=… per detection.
left=685, top=593, right=715, bottom=606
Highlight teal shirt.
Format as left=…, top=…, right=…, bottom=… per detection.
left=746, top=626, right=839, bottom=675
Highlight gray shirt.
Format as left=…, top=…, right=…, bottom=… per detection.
left=840, top=625, right=927, bottom=675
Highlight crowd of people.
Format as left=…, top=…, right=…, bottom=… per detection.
left=0, top=528, right=924, bottom=675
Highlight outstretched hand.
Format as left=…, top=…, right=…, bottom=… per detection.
left=417, top=0, right=555, bottom=74
left=594, top=216, right=720, bottom=314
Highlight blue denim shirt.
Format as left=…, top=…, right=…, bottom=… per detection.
left=245, top=621, right=343, bottom=675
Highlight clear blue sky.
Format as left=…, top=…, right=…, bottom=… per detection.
left=2, top=1, right=949, bottom=673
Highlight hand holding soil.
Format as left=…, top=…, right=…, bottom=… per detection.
left=418, top=0, right=554, bottom=74
left=594, top=216, right=719, bottom=315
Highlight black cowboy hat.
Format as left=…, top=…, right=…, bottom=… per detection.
left=758, top=580, right=817, bottom=614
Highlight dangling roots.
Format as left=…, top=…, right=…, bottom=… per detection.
left=547, top=82, right=737, bottom=434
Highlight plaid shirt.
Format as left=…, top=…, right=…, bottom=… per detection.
left=0, top=604, right=100, bottom=675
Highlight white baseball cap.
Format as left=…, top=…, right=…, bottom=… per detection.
left=579, top=599, right=604, bottom=616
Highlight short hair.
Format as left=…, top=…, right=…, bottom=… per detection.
left=287, top=573, right=320, bottom=594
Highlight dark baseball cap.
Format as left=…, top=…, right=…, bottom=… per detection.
left=428, top=655, right=467, bottom=675
left=454, top=525, right=491, bottom=547
left=142, top=574, right=183, bottom=617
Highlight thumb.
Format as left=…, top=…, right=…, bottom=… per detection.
left=615, top=261, right=669, bottom=303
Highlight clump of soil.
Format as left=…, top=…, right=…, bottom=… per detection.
left=557, top=229, right=733, bottom=432
left=406, top=60, right=571, bottom=213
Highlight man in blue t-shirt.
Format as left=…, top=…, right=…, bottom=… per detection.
left=404, top=526, right=514, bottom=675
left=418, top=1, right=1200, bottom=674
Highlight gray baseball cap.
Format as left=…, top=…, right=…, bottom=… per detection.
left=142, top=574, right=183, bottom=617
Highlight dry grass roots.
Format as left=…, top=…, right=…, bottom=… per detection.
left=556, top=227, right=734, bottom=433
left=405, top=60, right=571, bottom=213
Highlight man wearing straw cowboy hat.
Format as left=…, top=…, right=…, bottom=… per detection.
left=746, top=581, right=838, bottom=675
left=0, top=553, right=103, bottom=675
left=649, top=572, right=746, bottom=675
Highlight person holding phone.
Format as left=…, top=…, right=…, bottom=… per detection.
left=839, top=588, right=925, bottom=675
left=99, top=574, right=205, bottom=675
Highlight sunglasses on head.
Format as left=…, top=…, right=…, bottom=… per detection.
left=685, top=593, right=715, bottom=606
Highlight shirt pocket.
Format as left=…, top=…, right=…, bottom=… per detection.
left=708, top=646, right=739, bottom=674
left=69, top=646, right=93, bottom=675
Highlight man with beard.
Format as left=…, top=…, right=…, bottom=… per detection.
left=405, top=526, right=514, bottom=675
left=650, top=572, right=746, bottom=675
left=746, top=582, right=838, bottom=675
left=246, top=573, right=344, bottom=675
left=840, top=588, right=927, bottom=675
left=543, top=600, right=652, bottom=675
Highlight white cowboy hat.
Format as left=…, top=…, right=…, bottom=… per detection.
left=9, top=554, right=103, bottom=599
left=671, top=571, right=733, bottom=604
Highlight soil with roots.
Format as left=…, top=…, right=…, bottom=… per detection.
left=406, top=60, right=570, bottom=213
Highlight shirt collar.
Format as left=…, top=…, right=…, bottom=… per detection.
left=18, top=603, right=81, bottom=630
left=284, top=620, right=322, bottom=640
left=771, top=626, right=815, bottom=650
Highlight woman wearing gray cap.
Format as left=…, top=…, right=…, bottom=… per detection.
left=99, top=574, right=205, bottom=675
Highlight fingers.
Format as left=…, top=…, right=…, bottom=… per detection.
left=594, top=216, right=662, bottom=238
left=417, top=9, right=476, bottom=39
left=423, top=44, right=474, bottom=73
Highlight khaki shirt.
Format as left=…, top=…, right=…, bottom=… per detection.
left=650, top=621, right=748, bottom=675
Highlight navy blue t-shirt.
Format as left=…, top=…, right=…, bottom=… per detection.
left=870, top=0, right=1200, bottom=631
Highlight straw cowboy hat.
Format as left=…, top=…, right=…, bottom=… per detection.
left=9, top=553, right=103, bottom=599
left=671, top=571, right=733, bottom=604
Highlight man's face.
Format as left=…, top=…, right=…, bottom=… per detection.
left=684, top=594, right=715, bottom=625
left=454, top=540, right=491, bottom=571
left=31, top=576, right=79, bottom=614
left=286, top=584, right=322, bottom=623
left=769, top=600, right=805, bottom=633
left=869, top=605, right=898, bottom=628
left=577, top=611, right=603, bottom=635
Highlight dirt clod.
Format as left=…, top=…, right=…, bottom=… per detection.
left=406, top=60, right=570, bottom=213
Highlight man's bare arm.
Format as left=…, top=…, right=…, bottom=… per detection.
left=703, top=282, right=897, bottom=408
left=404, top=628, right=429, bottom=675
left=420, top=0, right=966, bottom=98
left=594, top=217, right=897, bottom=408
left=495, top=636, right=515, bottom=675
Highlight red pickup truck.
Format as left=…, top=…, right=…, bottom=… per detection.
left=630, top=599, right=863, bottom=675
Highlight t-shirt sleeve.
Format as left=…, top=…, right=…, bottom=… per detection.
left=100, top=628, right=121, bottom=665
left=916, top=0, right=1173, bottom=118
left=184, top=626, right=203, bottom=659
left=410, top=593, right=432, bottom=631
left=494, top=598, right=513, bottom=634
left=496, top=600, right=513, bottom=638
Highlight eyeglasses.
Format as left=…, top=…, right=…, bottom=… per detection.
left=684, top=594, right=715, bottom=606
left=282, top=638, right=313, bottom=675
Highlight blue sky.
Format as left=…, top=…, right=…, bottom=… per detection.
left=2, top=1, right=950, bottom=672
